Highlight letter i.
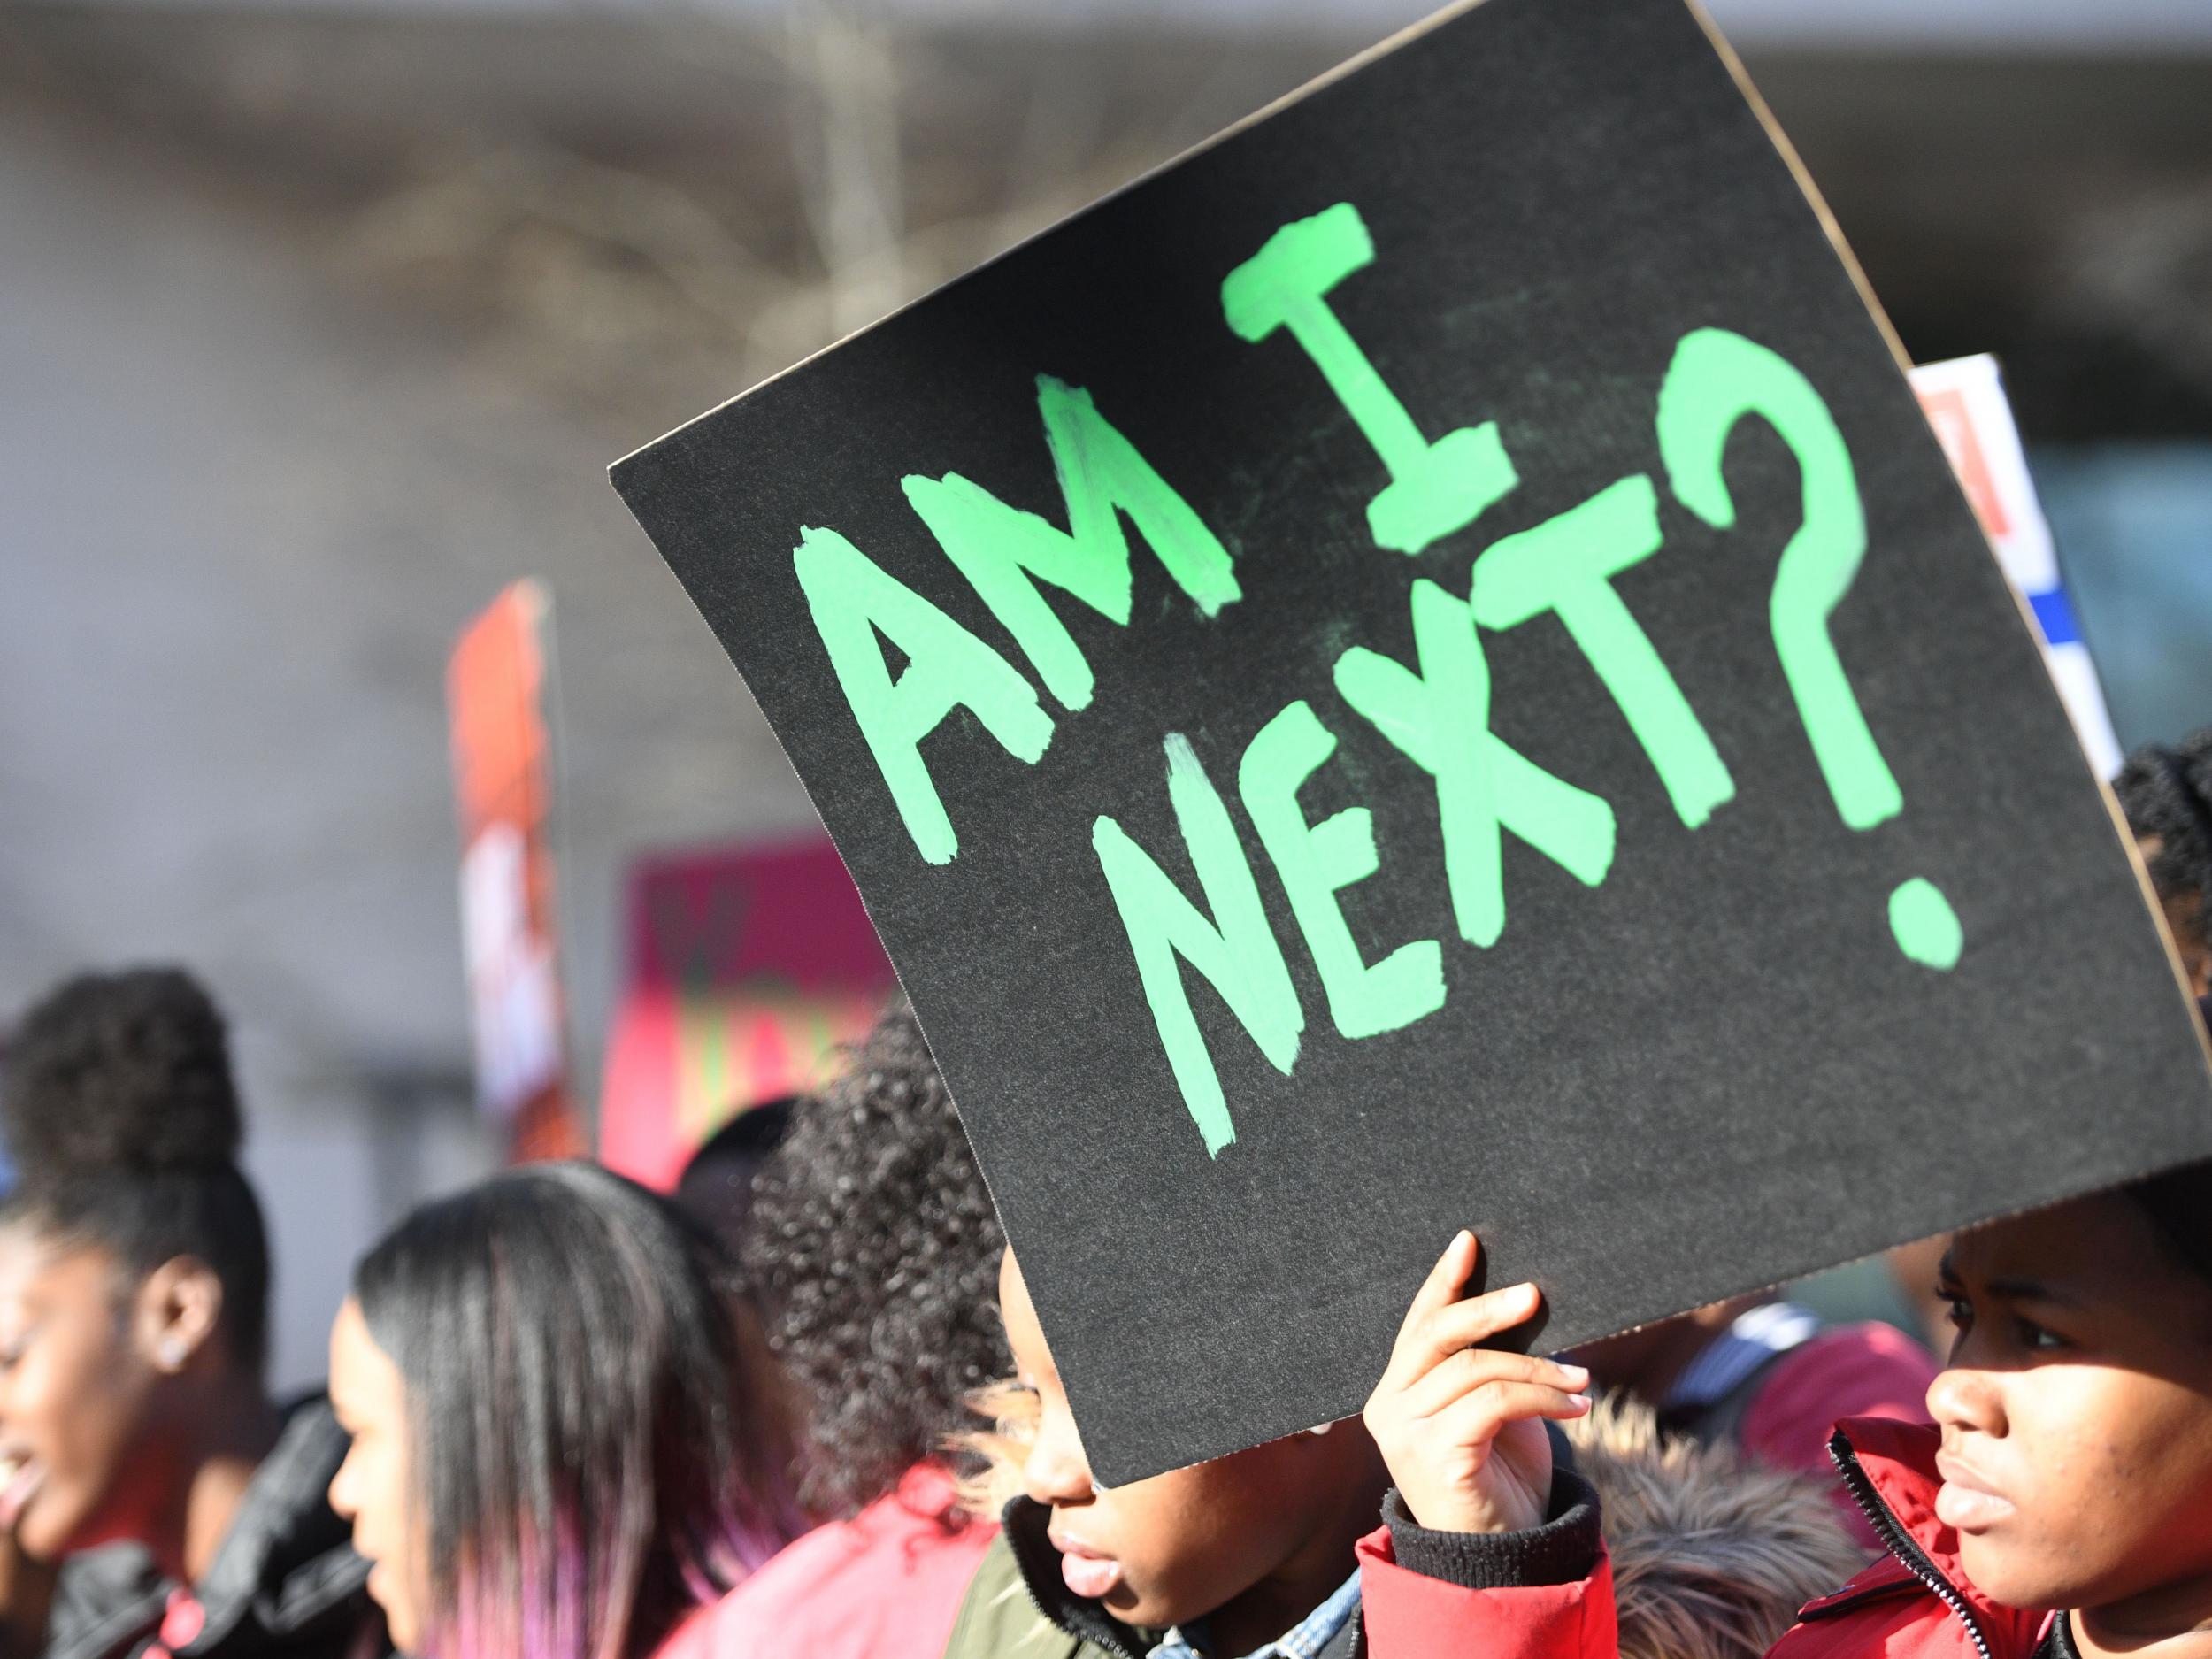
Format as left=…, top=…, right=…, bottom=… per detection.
left=1222, top=203, right=1517, bottom=555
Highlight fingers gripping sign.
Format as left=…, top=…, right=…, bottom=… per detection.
left=1363, top=1231, right=1591, bottom=1535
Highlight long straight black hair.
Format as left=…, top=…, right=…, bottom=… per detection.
left=351, top=1162, right=794, bottom=1659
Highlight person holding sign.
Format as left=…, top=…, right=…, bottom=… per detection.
left=951, top=1302, right=1865, bottom=1659
left=939, top=1247, right=1397, bottom=1659
left=1352, top=1178, right=2212, bottom=1659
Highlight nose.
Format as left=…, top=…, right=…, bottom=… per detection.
left=1926, top=1363, right=2008, bottom=1440
left=1022, top=1406, right=1094, bottom=1507
left=326, top=1448, right=357, bottom=1524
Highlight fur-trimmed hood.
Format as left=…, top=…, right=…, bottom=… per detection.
left=948, top=1388, right=1864, bottom=1659
left=1562, top=1398, right=1868, bottom=1659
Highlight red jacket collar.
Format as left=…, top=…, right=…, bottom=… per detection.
left=1832, top=1415, right=2039, bottom=1639
left=1787, top=1418, right=1940, bottom=1618
left=1836, top=1417, right=1950, bottom=1562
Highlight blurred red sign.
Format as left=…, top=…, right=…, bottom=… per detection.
left=600, top=835, right=896, bottom=1190
left=447, top=580, right=584, bottom=1160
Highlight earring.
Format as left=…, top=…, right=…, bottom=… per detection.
left=157, top=1339, right=188, bottom=1371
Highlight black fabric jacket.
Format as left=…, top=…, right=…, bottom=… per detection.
left=43, top=1396, right=387, bottom=1659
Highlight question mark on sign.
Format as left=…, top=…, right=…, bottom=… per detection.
left=1656, top=327, right=1962, bottom=972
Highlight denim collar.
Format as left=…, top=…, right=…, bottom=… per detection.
left=1000, top=1496, right=1362, bottom=1659
left=1147, top=1567, right=1363, bottom=1659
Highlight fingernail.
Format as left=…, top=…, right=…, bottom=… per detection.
left=1569, top=1393, right=1592, bottom=1413
left=1559, top=1363, right=1590, bottom=1386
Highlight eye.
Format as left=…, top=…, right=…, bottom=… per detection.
left=2016, top=1317, right=2070, bottom=1353
left=1938, top=1291, right=1971, bottom=1333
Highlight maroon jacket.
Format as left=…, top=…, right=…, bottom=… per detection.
left=1356, top=1417, right=2051, bottom=1659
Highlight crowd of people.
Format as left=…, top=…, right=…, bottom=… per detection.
left=0, top=729, right=2206, bottom=1659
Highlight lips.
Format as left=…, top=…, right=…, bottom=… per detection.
left=1934, top=1450, right=2016, bottom=1532
left=1048, top=1531, right=1125, bottom=1600
left=0, top=1453, right=45, bottom=1533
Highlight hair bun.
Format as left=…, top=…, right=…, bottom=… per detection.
left=3, top=967, right=244, bottom=1179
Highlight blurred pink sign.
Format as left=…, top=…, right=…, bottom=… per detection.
left=600, top=835, right=897, bottom=1189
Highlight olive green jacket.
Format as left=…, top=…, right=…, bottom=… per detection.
left=941, top=1527, right=1107, bottom=1659
left=938, top=1496, right=1363, bottom=1659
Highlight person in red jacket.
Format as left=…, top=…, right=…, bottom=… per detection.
left=707, top=1002, right=1011, bottom=1659
left=1350, top=1164, right=2212, bottom=1659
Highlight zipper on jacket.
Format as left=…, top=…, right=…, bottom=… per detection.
left=1010, top=1563, right=1148, bottom=1659
left=1827, top=1432, right=1994, bottom=1659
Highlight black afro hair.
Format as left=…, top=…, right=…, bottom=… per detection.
left=741, top=1000, right=1007, bottom=1518
left=0, top=967, right=269, bottom=1372
left=2116, top=729, right=2212, bottom=952
left=3, top=965, right=243, bottom=1179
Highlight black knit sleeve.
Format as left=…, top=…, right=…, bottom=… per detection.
left=1381, top=1469, right=1602, bottom=1589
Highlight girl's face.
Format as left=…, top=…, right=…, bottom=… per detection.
left=997, top=1249, right=1378, bottom=1648
left=1931, top=1193, right=2212, bottom=1626
left=0, top=1227, right=165, bottom=1563
left=327, top=1298, right=424, bottom=1655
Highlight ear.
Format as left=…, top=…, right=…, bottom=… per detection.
left=134, top=1257, right=227, bottom=1377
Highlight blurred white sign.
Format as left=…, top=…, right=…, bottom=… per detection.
left=460, top=820, right=564, bottom=1120
left=1911, top=353, right=2124, bottom=779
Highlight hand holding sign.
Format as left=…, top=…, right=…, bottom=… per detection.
left=1363, top=1231, right=1587, bottom=1535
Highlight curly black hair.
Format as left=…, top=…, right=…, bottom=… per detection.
left=0, top=966, right=271, bottom=1371
left=2116, top=728, right=2212, bottom=957
left=741, top=999, right=1007, bottom=1518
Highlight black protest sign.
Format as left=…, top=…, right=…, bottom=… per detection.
left=611, top=0, right=2212, bottom=1483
